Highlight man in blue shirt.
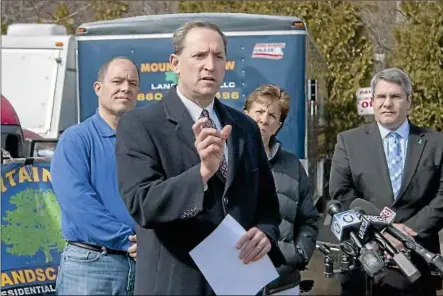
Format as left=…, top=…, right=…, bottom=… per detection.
left=51, top=56, right=140, bottom=295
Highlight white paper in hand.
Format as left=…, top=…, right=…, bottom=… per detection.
left=189, top=214, right=279, bottom=295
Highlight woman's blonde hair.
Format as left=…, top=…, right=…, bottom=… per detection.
left=244, top=84, right=290, bottom=124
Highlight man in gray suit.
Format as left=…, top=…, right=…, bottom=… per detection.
left=329, top=68, right=443, bottom=296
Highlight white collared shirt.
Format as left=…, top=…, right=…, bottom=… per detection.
left=377, top=120, right=410, bottom=172
left=177, top=86, right=228, bottom=164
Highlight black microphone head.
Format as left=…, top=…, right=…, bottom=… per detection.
left=326, top=200, right=343, bottom=216
left=352, top=206, right=366, bottom=215
left=358, top=248, right=387, bottom=278
left=349, top=199, right=380, bottom=216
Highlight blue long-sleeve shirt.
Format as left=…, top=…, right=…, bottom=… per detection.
left=50, top=112, right=135, bottom=251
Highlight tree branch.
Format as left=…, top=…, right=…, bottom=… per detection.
left=65, top=3, right=93, bottom=19
left=357, top=14, right=393, bottom=52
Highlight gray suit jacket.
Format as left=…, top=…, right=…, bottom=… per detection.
left=329, top=121, right=443, bottom=289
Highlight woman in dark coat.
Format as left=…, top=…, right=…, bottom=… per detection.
left=244, top=84, right=319, bottom=295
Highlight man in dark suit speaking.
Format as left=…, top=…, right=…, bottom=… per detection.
left=329, top=68, right=443, bottom=296
left=115, top=20, right=284, bottom=295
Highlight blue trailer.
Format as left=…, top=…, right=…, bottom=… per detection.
left=76, top=13, right=329, bottom=207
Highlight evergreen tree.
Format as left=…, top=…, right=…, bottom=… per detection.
left=388, top=2, right=443, bottom=132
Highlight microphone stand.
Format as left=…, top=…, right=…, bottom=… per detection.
left=365, top=273, right=372, bottom=296
left=317, top=242, right=381, bottom=296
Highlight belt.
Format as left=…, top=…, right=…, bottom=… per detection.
left=68, top=241, right=128, bottom=256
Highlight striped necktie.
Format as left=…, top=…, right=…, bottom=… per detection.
left=387, top=132, right=403, bottom=199
left=199, top=109, right=228, bottom=179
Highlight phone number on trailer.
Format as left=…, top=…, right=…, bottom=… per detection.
left=137, top=91, right=241, bottom=101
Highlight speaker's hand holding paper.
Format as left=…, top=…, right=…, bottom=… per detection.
left=236, top=227, right=272, bottom=264
left=189, top=214, right=279, bottom=295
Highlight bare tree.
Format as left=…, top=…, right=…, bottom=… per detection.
left=2, top=1, right=178, bottom=33
left=1, top=1, right=91, bottom=29
left=358, top=2, right=400, bottom=53
left=357, top=1, right=405, bottom=71
left=1, top=1, right=48, bottom=24
left=1, top=1, right=405, bottom=44
left=126, top=1, right=178, bottom=16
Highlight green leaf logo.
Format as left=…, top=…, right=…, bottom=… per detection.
left=165, top=72, right=178, bottom=84
left=2, top=189, right=65, bottom=263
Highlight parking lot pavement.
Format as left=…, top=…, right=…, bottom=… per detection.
left=301, top=250, right=340, bottom=295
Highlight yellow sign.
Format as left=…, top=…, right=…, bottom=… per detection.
left=137, top=91, right=240, bottom=102
left=1, top=167, right=51, bottom=193
left=140, top=61, right=236, bottom=72
left=2, top=267, right=57, bottom=287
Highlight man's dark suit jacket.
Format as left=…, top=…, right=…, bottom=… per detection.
left=115, top=87, right=284, bottom=295
left=329, top=121, right=443, bottom=295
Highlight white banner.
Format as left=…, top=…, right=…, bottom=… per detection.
left=356, top=87, right=374, bottom=116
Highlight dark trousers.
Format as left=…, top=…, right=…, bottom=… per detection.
left=341, top=268, right=437, bottom=296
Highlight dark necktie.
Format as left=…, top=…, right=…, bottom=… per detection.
left=199, top=109, right=228, bottom=179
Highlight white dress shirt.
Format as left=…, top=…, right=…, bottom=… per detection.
left=176, top=86, right=229, bottom=164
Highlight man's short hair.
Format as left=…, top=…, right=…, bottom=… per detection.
left=172, top=20, right=228, bottom=56
left=370, top=68, right=412, bottom=98
left=97, top=56, right=140, bottom=83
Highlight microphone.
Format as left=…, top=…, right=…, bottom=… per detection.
left=326, top=200, right=386, bottom=278
left=351, top=199, right=443, bottom=276
left=350, top=199, right=414, bottom=243
left=350, top=200, right=422, bottom=283
left=326, top=200, right=361, bottom=242
left=350, top=231, right=387, bottom=278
